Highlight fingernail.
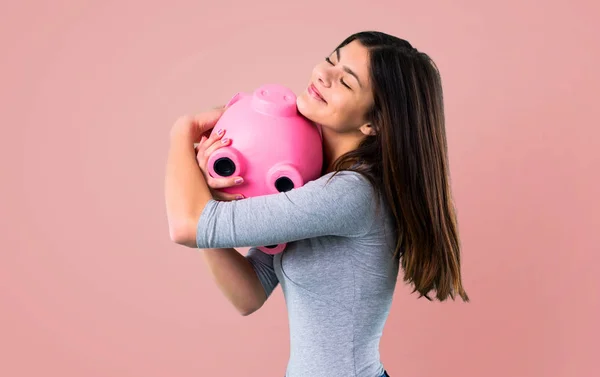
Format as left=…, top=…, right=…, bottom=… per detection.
left=234, top=178, right=243, bottom=185
left=221, top=138, right=230, bottom=144
left=235, top=195, right=244, bottom=200
left=217, top=129, right=224, bottom=136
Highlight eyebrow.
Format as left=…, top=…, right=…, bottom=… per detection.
left=336, top=48, right=363, bottom=88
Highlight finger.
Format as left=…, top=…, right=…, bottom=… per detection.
left=207, top=175, right=244, bottom=189
left=195, top=136, right=210, bottom=160
left=196, top=136, right=207, bottom=151
left=200, top=129, right=212, bottom=140
left=213, top=191, right=245, bottom=201
left=198, top=127, right=227, bottom=154
left=195, top=136, right=207, bottom=151
left=199, top=127, right=224, bottom=150
left=203, top=133, right=232, bottom=159
left=196, top=129, right=227, bottom=165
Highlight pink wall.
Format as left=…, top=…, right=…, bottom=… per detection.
left=1, top=0, right=598, bottom=376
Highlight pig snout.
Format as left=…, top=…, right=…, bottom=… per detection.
left=251, top=84, right=298, bottom=116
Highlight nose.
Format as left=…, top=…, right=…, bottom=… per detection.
left=315, top=65, right=332, bottom=88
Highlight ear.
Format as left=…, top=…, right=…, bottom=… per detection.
left=358, top=123, right=376, bottom=136
left=225, top=92, right=250, bottom=108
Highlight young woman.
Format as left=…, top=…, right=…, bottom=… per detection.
left=165, top=30, right=469, bottom=377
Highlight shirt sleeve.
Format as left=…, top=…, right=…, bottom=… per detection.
left=196, top=171, right=377, bottom=249
left=245, top=247, right=279, bottom=298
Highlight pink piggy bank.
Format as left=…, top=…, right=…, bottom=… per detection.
left=206, top=84, right=323, bottom=254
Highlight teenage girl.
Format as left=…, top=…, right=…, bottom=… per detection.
left=165, top=30, right=470, bottom=377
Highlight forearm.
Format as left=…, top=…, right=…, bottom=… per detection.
left=196, top=171, right=376, bottom=249
left=165, top=130, right=212, bottom=246
left=201, top=248, right=267, bottom=316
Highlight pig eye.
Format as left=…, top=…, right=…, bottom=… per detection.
left=275, top=177, right=294, bottom=192
left=214, top=157, right=236, bottom=177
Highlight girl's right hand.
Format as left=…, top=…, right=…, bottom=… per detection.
left=194, top=129, right=245, bottom=202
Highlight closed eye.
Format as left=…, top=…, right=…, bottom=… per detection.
left=325, top=57, right=351, bottom=89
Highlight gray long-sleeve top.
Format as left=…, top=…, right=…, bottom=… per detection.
left=197, top=170, right=399, bottom=377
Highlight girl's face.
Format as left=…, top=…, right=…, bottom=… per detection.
left=297, top=40, right=375, bottom=136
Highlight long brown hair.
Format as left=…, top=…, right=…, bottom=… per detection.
left=331, top=31, right=469, bottom=302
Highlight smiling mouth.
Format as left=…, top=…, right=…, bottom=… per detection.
left=308, top=84, right=326, bottom=103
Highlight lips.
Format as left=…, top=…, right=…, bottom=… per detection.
left=308, top=83, right=326, bottom=103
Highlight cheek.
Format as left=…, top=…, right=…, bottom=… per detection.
left=328, top=94, right=356, bottom=122
left=296, top=92, right=329, bottom=127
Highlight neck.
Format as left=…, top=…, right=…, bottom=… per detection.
left=321, top=127, right=364, bottom=174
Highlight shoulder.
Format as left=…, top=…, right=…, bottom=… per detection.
left=305, top=170, right=377, bottom=208
left=314, top=170, right=373, bottom=190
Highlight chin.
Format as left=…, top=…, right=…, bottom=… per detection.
left=296, top=92, right=319, bottom=124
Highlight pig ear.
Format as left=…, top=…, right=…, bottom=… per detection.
left=225, top=92, right=249, bottom=108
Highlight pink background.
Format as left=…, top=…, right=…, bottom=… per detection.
left=1, top=0, right=598, bottom=376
